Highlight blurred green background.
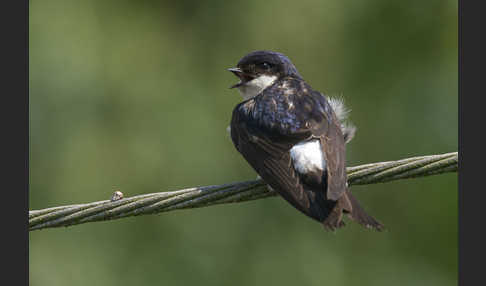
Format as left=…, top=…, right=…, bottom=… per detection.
left=29, top=0, right=457, bottom=285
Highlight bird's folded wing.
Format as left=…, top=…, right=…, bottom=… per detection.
left=230, top=115, right=312, bottom=215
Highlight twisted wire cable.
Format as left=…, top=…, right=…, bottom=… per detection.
left=29, top=151, right=457, bottom=231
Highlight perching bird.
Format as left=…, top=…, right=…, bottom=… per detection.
left=228, top=50, right=383, bottom=231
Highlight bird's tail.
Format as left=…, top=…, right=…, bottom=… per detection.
left=343, top=190, right=384, bottom=231
left=322, top=190, right=384, bottom=231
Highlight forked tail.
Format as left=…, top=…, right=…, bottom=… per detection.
left=322, top=190, right=384, bottom=231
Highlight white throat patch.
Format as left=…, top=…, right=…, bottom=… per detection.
left=237, top=75, right=277, bottom=100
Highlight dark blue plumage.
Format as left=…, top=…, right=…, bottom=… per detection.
left=228, top=50, right=383, bottom=231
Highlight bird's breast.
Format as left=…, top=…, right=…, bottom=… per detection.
left=289, top=139, right=326, bottom=175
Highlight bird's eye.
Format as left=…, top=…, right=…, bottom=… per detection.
left=259, top=62, right=272, bottom=70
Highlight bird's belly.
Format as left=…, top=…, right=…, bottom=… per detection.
left=290, top=139, right=326, bottom=175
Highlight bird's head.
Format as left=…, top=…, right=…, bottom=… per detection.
left=228, top=50, right=302, bottom=99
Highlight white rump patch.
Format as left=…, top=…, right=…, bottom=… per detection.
left=237, top=75, right=277, bottom=100
left=290, top=139, right=326, bottom=174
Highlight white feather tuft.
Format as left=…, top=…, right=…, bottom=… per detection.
left=327, top=96, right=357, bottom=143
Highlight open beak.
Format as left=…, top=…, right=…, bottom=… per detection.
left=227, top=67, right=254, bottom=89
